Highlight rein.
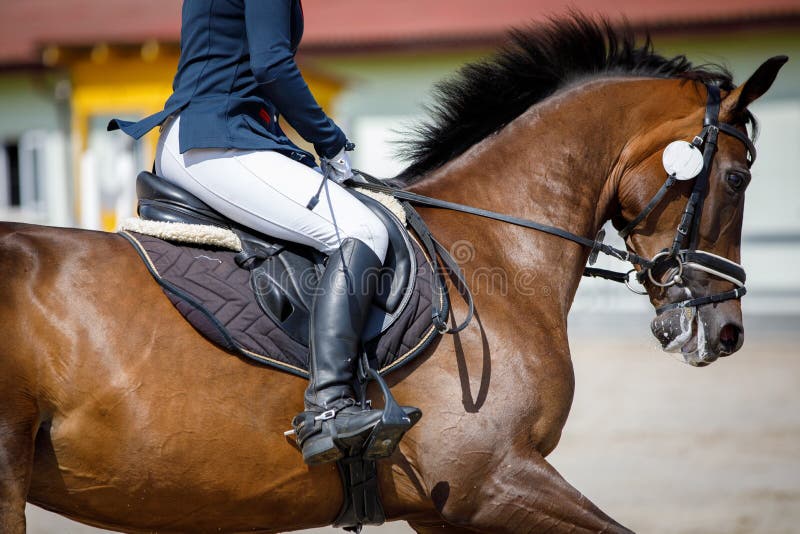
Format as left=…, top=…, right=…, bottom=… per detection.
left=355, top=181, right=653, bottom=269
left=353, top=83, right=754, bottom=332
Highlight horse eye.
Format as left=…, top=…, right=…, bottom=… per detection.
left=726, top=172, right=746, bottom=192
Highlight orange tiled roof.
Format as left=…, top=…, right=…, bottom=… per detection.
left=1, top=0, right=798, bottom=65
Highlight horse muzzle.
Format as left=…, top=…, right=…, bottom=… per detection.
left=650, top=298, right=744, bottom=366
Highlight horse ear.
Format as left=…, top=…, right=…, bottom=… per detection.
left=722, top=55, right=789, bottom=115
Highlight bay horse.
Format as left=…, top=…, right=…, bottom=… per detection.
left=0, top=18, right=787, bottom=533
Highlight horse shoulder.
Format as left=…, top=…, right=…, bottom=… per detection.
left=0, top=224, right=141, bottom=409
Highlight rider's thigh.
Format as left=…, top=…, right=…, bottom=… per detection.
left=155, top=116, right=388, bottom=261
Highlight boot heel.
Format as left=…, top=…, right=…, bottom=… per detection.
left=302, top=434, right=344, bottom=465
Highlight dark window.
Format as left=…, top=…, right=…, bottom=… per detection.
left=4, top=143, right=20, bottom=207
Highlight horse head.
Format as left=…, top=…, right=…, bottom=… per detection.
left=614, top=57, right=787, bottom=366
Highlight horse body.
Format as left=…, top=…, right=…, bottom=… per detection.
left=0, top=18, right=785, bottom=533
left=8, top=78, right=659, bottom=534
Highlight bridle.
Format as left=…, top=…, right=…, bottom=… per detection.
left=353, top=83, right=755, bottom=332
left=617, top=83, right=753, bottom=314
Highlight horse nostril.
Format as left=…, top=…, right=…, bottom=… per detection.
left=719, top=323, right=743, bottom=354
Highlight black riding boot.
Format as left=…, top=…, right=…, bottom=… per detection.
left=292, top=238, right=385, bottom=465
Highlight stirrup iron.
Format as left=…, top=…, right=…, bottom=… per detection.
left=357, top=354, right=421, bottom=460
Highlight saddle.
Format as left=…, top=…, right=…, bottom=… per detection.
left=123, top=171, right=445, bottom=377
left=138, top=171, right=415, bottom=342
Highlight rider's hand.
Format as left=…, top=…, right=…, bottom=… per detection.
left=321, top=145, right=353, bottom=184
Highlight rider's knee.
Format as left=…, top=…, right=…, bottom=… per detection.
left=344, top=216, right=389, bottom=263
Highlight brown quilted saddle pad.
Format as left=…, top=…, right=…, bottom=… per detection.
left=120, top=230, right=444, bottom=377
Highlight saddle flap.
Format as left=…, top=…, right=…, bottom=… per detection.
left=350, top=191, right=412, bottom=315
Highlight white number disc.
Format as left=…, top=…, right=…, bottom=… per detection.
left=662, top=141, right=704, bottom=180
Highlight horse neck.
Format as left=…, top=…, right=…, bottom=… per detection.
left=408, top=79, right=649, bottom=321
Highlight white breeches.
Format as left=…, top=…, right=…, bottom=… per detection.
left=155, top=115, right=389, bottom=262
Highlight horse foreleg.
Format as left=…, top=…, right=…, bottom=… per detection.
left=433, top=448, right=633, bottom=534
left=0, top=408, right=37, bottom=533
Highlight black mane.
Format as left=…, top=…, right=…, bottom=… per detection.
left=396, top=15, right=736, bottom=183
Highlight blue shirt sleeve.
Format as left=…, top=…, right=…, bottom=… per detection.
left=245, top=0, right=347, bottom=159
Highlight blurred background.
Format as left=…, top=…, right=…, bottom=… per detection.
left=1, top=0, right=797, bottom=532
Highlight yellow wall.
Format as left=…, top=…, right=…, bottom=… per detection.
left=72, top=54, right=177, bottom=150
left=69, top=50, right=178, bottom=228
left=65, top=46, right=343, bottom=230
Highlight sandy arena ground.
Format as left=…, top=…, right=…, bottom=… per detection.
left=25, top=313, right=800, bottom=533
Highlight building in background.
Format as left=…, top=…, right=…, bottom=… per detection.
left=0, top=0, right=798, bottom=311
left=0, top=64, right=70, bottom=226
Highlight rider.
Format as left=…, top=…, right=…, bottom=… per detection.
left=109, top=0, right=417, bottom=465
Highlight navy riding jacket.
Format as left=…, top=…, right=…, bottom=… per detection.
left=108, top=0, right=346, bottom=164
